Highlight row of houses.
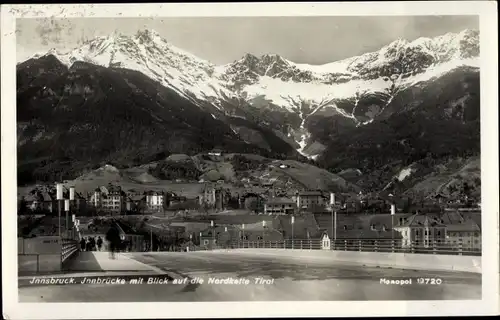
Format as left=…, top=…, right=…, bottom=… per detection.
left=182, top=209, right=481, bottom=250
left=19, top=182, right=480, bottom=218
left=18, top=184, right=191, bottom=215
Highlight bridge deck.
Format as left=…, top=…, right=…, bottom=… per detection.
left=65, top=251, right=159, bottom=273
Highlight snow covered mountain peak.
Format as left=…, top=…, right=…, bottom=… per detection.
left=33, top=29, right=239, bottom=108
left=23, top=28, right=480, bottom=158
left=134, top=28, right=162, bottom=41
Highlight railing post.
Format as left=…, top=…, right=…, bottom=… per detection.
left=411, top=241, right=415, bottom=253
left=391, top=240, right=395, bottom=253
left=458, top=240, right=463, bottom=256
left=309, top=239, right=312, bottom=250
left=433, top=240, right=437, bottom=255
left=344, top=240, right=347, bottom=251
left=358, top=240, right=362, bottom=252
left=300, top=240, right=303, bottom=250
left=374, top=240, right=378, bottom=252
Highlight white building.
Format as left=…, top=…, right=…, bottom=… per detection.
left=145, top=191, right=165, bottom=212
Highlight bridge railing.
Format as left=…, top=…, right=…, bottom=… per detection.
left=61, top=238, right=80, bottom=263
left=228, top=238, right=481, bottom=256
left=18, top=236, right=81, bottom=274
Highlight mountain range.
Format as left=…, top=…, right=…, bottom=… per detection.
left=17, top=28, right=480, bottom=196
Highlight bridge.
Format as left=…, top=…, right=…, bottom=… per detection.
left=18, top=235, right=482, bottom=302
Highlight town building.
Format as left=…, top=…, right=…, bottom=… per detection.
left=199, top=183, right=227, bottom=210
left=199, top=183, right=216, bottom=207
left=126, top=195, right=146, bottom=213
left=264, top=197, right=296, bottom=215
left=62, top=186, right=87, bottom=213
left=440, top=210, right=481, bottom=250
left=89, top=184, right=126, bottom=215
left=145, top=190, right=165, bottom=212
left=445, top=220, right=481, bottom=250
left=393, top=214, right=446, bottom=248
left=23, top=191, right=56, bottom=213
left=295, top=191, right=325, bottom=210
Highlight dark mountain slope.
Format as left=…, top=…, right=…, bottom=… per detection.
left=17, top=56, right=298, bottom=185
left=318, top=67, right=480, bottom=192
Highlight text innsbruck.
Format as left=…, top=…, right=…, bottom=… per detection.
left=26, top=276, right=277, bottom=285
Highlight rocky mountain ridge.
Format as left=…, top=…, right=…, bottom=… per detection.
left=23, top=29, right=479, bottom=158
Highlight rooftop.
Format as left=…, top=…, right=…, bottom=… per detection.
left=298, top=191, right=323, bottom=196
left=266, top=197, right=295, bottom=205
left=399, top=214, right=446, bottom=228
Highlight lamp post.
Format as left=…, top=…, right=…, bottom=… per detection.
left=56, top=183, right=64, bottom=239
left=150, top=228, right=153, bottom=252
left=262, top=220, right=266, bottom=242
left=291, top=215, right=295, bottom=249
left=64, top=199, right=70, bottom=238
left=69, top=186, right=75, bottom=238
left=189, top=233, right=192, bottom=252
left=210, top=220, right=214, bottom=249
left=391, top=203, right=395, bottom=250
left=224, top=226, right=228, bottom=249
left=334, top=210, right=337, bottom=243
left=329, top=193, right=337, bottom=249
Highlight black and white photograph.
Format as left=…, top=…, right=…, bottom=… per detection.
left=2, top=2, right=498, bottom=319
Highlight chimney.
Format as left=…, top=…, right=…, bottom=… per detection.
left=330, top=192, right=335, bottom=206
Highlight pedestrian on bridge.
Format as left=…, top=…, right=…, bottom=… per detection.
left=85, top=238, right=91, bottom=251
left=106, top=225, right=120, bottom=259
left=89, top=236, right=96, bottom=251
left=97, top=236, right=103, bottom=251
left=80, top=237, right=86, bottom=251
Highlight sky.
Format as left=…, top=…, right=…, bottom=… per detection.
left=16, top=16, right=478, bottom=65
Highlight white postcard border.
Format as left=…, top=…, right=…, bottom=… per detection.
left=2, top=2, right=498, bottom=319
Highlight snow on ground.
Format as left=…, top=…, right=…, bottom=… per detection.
left=401, top=58, right=479, bottom=88
left=241, top=75, right=390, bottom=113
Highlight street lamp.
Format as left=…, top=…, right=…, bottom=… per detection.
left=56, top=183, right=64, bottom=239
left=150, top=228, right=153, bottom=252
left=291, top=215, right=295, bottom=249
left=69, top=186, right=75, bottom=239
left=329, top=193, right=337, bottom=249
left=210, top=220, right=214, bottom=249
left=391, top=203, right=395, bottom=239
left=64, top=199, right=70, bottom=238
left=262, top=220, right=266, bottom=242
left=189, top=233, right=192, bottom=252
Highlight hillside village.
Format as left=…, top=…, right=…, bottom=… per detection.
left=18, top=150, right=482, bottom=253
